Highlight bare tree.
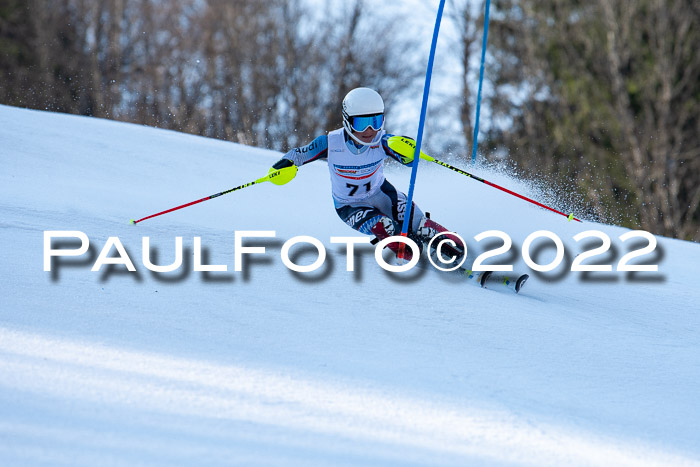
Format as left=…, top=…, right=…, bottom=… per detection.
left=448, top=0, right=482, bottom=159
left=0, top=0, right=422, bottom=161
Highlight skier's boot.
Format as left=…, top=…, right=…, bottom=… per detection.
left=416, top=214, right=465, bottom=264
left=370, top=216, right=421, bottom=262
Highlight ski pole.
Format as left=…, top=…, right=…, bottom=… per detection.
left=387, top=136, right=582, bottom=222
left=130, top=165, right=297, bottom=225
left=429, top=157, right=581, bottom=222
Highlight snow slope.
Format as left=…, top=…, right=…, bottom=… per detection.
left=1, top=104, right=699, bottom=466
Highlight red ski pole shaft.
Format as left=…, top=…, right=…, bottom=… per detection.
left=130, top=165, right=298, bottom=225
left=432, top=158, right=582, bottom=222
left=130, top=179, right=260, bottom=225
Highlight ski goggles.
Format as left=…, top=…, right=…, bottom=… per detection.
left=349, top=113, right=384, bottom=132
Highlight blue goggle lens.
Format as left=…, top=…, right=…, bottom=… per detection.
left=350, top=114, right=384, bottom=132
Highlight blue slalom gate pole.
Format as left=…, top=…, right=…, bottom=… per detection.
left=400, top=0, right=446, bottom=239
left=470, top=0, right=491, bottom=165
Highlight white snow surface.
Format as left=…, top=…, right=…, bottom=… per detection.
left=1, top=104, right=699, bottom=466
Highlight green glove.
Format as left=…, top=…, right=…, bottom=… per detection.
left=387, top=136, right=435, bottom=164
left=267, top=164, right=297, bottom=186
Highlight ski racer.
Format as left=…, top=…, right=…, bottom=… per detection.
left=270, top=87, right=464, bottom=262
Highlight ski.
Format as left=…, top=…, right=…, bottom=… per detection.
left=453, top=267, right=529, bottom=293
left=371, top=235, right=530, bottom=293
left=434, top=253, right=530, bottom=294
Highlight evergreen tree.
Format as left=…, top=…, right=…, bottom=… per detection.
left=480, top=0, right=700, bottom=239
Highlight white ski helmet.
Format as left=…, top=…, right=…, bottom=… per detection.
left=342, top=87, right=385, bottom=146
